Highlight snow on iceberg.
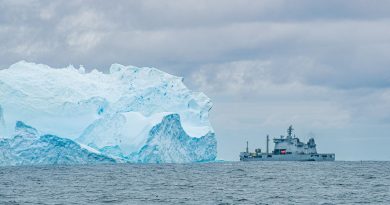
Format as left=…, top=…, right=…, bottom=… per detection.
left=0, top=61, right=217, bottom=164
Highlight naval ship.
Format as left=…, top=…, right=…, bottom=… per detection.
left=240, top=126, right=335, bottom=161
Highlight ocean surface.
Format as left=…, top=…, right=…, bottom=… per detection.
left=0, top=161, right=389, bottom=205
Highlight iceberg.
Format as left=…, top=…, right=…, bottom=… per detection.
left=0, top=61, right=217, bottom=165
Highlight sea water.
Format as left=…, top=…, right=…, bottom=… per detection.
left=1, top=161, right=389, bottom=204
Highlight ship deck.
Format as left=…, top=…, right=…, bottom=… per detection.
left=240, top=153, right=335, bottom=161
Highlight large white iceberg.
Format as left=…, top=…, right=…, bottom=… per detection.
left=0, top=61, right=217, bottom=165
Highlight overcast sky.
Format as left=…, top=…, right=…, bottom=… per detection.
left=1, top=0, right=389, bottom=160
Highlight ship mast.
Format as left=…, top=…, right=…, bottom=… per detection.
left=246, top=141, right=249, bottom=153
left=287, top=125, right=294, bottom=138
left=266, top=135, right=269, bottom=154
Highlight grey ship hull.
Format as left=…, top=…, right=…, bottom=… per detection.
left=240, top=153, right=335, bottom=161
left=240, top=126, right=335, bottom=161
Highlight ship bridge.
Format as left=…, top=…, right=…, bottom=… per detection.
left=273, top=125, right=317, bottom=155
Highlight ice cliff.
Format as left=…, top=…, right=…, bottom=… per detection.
left=0, top=61, right=217, bottom=165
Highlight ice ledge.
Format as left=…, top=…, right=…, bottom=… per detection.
left=15, top=121, right=39, bottom=138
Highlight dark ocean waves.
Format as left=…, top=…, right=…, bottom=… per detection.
left=0, top=161, right=389, bottom=204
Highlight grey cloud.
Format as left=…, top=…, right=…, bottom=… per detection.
left=191, top=58, right=390, bottom=125
left=1, top=0, right=390, bottom=89
left=1, top=0, right=389, bottom=99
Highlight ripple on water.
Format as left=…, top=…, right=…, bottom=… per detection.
left=0, top=162, right=389, bottom=204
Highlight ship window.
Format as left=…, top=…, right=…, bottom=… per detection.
left=322, top=155, right=327, bottom=157
left=268, top=155, right=272, bottom=157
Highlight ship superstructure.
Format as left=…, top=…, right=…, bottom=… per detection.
left=240, top=126, right=335, bottom=161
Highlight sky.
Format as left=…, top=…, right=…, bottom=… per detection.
left=0, top=0, right=389, bottom=160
